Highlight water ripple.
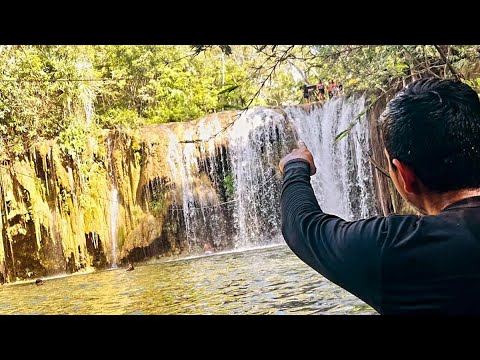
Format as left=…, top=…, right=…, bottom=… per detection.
left=0, top=246, right=377, bottom=315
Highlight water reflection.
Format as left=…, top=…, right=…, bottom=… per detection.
left=0, top=245, right=376, bottom=315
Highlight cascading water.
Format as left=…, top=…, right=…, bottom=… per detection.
left=110, top=188, right=118, bottom=268
left=159, top=95, right=376, bottom=254
left=169, top=128, right=200, bottom=250
left=165, top=125, right=228, bottom=251
left=107, top=137, right=118, bottom=268
left=227, top=108, right=291, bottom=248
left=285, top=95, right=376, bottom=220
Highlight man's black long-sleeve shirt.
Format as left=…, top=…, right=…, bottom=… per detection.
left=280, top=159, right=480, bottom=314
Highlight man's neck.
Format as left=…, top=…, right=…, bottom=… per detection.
left=422, top=188, right=480, bottom=215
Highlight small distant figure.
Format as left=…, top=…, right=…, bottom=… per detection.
left=301, top=84, right=317, bottom=104
left=203, top=243, right=214, bottom=255
left=328, top=79, right=337, bottom=98
left=35, top=279, right=44, bottom=286
left=302, top=84, right=310, bottom=104
left=126, top=262, right=135, bottom=271
left=316, top=80, right=326, bottom=101
left=337, top=80, right=344, bottom=95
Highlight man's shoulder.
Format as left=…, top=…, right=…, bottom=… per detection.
left=376, top=213, right=423, bottom=247
left=381, top=208, right=480, bottom=249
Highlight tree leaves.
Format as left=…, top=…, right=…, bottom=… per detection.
left=2, top=45, right=478, bottom=157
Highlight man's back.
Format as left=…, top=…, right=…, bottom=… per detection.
left=381, top=197, right=480, bottom=314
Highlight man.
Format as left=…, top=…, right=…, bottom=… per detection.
left=302, top=84, right=317, bottom=104
left=279, top=78, right=480, bottom=314
left=302, top=84, right=310, bottom=103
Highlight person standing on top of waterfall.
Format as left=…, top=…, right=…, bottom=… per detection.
left=327, top=79, right=336, bottom=98
left=337, top=80, right=344, bottom=95
left=302, top=84, right=311, bottom=104
left=279, top=78, right=480, bottom=314
left=316, top=79, right=326, bottom=101
left=302, top=84, right=317, bottom=104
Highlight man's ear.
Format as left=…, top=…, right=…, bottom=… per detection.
left=392, top=159, right=420, bottom=194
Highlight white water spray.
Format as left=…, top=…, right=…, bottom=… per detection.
left=110, top=188, right=118, bottom=268
left=160, top=95, right=376, bottom=252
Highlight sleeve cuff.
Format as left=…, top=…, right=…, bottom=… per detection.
left=283, top=159, right=311, bottom=174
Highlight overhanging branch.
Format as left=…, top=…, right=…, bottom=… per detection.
left=434, top=45, right=462, bottom=80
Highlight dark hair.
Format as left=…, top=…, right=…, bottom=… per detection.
left=381, top=78, right=480, bottom=193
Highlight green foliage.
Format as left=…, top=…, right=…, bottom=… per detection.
left=303, top=45, right=480, bottom=94
left=96, top=108, right=143, bottom=130
left=0, top=45, right=98, bottom=156
left=149, top=199, right=165, bottom=217
left=95, top=45, right=220, bottom=123
left=0, top=45, right=301, bottom=155
left=1, top=44, right=478, bottom=157
left=224, top=173, right=235, bottom=200
left=58, top=120, right=88, bottom=158
left=148, top=193, right=169, bottom=218
left=93, top=45, right=300, bottom=121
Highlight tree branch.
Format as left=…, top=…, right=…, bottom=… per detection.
left=434, top=45, right=462, bottom=80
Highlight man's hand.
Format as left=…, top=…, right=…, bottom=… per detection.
left=279, top=140, right=317, bottom=176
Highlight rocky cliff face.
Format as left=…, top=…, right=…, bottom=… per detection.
left=0, top=95, right=392, bottom=284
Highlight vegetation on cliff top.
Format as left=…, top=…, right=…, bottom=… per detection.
left=1, top=45, right=479, bottom=161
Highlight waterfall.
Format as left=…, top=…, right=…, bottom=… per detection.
left=0, top=94, right=381, bottom=282
left=165, top=127, right=198, bottom=250
left=165, top=121, right=232, bottom=252
left=107, top=137, right=118, bottom=268
left=161, top=95, right=377, bottom=253
left=227, top=108, right=290, bottom=248
left=285, top=95, right=376, bottom=220
left=110, top=188, right=118, bottom=268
